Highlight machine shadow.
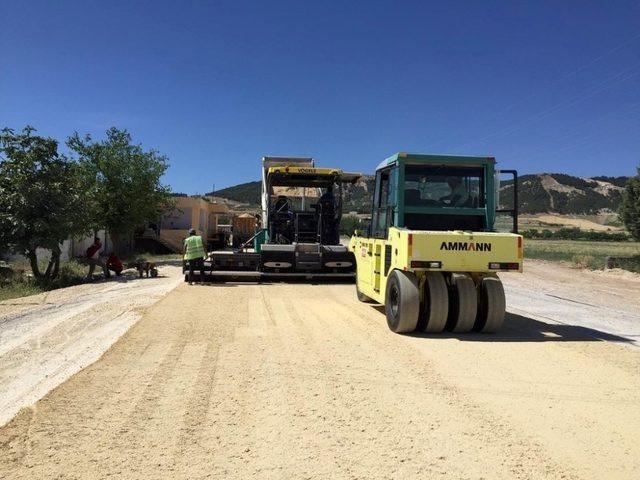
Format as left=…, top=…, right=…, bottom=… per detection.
left=370, top=306, right=632, bottom=344
left=196, top=278, right=354, bottom=287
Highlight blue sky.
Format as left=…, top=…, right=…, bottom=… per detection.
left=1, top=1, right=639, bottom=193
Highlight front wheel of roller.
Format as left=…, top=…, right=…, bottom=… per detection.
left=385, top=270, right=420, bottom=333
left=446, top=273, right=478, bottom=333
left=474, top=277, right=506, bottom=333
left=421, top=272, right=449, bottom=333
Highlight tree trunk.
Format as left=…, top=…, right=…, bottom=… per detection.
left=27, top=249, right=41, bottom=278
left=52, top=253, right=60, bottom=279
left=44, top=256, right=54, bottom=278
left=110, top=231, right=119, bottom=256
left=50, top=246, right=61, bottom=279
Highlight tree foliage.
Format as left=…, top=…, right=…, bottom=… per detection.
left=0, top=127, right=89, bottom=278
left=620, top=167, right=640, bottom=241
left=67, top=128, right=173, bottom=247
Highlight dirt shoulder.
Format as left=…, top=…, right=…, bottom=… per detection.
left=502, top=259, right=640, bottom=345
left=0, top=264, right=182, bottom=426
left=1, top=263, right=639, bottom=479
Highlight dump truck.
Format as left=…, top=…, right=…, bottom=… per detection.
left=349, top=152, right=521, bottom=334
left=196, top=156, right=361, bottom=281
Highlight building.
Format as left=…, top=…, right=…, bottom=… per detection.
left=156, top=196, right=230, bottom=252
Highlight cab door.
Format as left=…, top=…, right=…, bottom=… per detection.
left=355, top=237, right=374, bottom=289
left=370, top=168, right=394, bottom=288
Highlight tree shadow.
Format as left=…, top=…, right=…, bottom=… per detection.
left=370, top=306, right=632, bottom=344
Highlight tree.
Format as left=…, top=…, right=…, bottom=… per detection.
left=620, top=168, right=640, bottom=241
left=67, top=128, right=173, bottom=252
left=0, top=127, right=89, bottom=278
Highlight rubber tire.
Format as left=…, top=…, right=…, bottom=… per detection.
left=446, top=273, right=478, bottom=333
left=421, top=272, right=449, bottom=333
left=474, top=277, right=506, bottom=333
left=385, top=270, right=420, bottom=333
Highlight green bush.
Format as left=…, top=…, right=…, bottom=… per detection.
left=620, top=168, right=640, bottom=241
left=340, top=215, right=366, bottom=236
left=522, top=227, right=630, bottom=242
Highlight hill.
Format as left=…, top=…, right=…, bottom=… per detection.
left=210, top=181, right=261, bottom=205
left=214, top=173, right=629, bottom=215
left=499, top=174, right=627, bottom=214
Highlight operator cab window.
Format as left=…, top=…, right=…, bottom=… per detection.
left=404, top=166, right=484, bottom=208
left=372, top=168, right=395, bottom=238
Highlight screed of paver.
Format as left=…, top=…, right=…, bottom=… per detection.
left=1, top=269, right=639, bottom=479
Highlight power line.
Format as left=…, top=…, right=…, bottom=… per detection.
left=429, top=30, right=640, bottom=150
left=456, top=61, right=640, bottom=150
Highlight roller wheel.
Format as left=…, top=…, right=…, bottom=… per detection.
left=385, top=270, right=420, bottom=333
left=446, top=273, right=478, bottom=333
left=420, top=272, right=449, bottom=333
left=474, top=277, right=506, bottom=333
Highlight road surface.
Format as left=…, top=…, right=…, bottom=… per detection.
left=0, top=265, right=183, bottom=426
left=1, top=260, right=639, bottom=479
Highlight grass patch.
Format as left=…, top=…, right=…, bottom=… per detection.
left=524, top=239, right=640, bottom=271
left=0, top=253, right=182, bottom=303
left=0, top=259, right=89, bottom=302
left=0, top=281, right=44, bottom=302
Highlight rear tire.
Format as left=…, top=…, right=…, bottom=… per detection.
left=474, top=277, right=506, bottom=333
left=446, top=273, right=478, bottom=333
left=385, top=270, right=420, bottom=333
left=421, top=272, right=449, bottom=333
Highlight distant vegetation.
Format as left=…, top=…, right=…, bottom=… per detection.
left=212, top=181, right=261, bottom=204
left=339, top=215, right=366, bottom=236
left=522, top=227, right=629, bottom=242
left=525, top=239, right=640, bottom=272
left=620, top=167, right=640, bottom=241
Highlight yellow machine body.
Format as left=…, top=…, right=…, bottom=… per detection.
left=350, top=227, right=523, bottom=304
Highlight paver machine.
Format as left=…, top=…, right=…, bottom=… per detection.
left=349, top=152, right=522, bottom=334
left=205, top=156, right=361, bottom=281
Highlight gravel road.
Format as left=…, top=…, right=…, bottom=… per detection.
left=0, top=266, right=183, bottom=426
left=1, top=261, right=639, bottom=479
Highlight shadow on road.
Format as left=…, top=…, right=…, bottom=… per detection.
left=369, top=307, right=632, bottom=344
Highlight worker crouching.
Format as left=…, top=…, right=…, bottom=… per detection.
left=184, top=228, right=206, bottom=285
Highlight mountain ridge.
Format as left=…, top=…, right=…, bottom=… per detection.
left=212, top=173, right=629, bottom=215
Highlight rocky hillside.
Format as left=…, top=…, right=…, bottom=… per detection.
left=214, top=173, right=629, bottom=215
left=499, top=174, right=627, bottom=214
